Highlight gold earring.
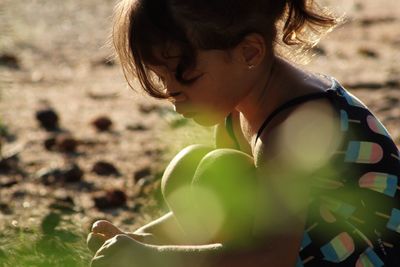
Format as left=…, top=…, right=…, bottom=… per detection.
left=248, top=64, right=255, bottom=70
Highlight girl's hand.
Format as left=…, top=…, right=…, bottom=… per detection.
left=92, top=220, right=124, bottom=238
left=87, top=220, right=156, bottom=253
left=87, top=220, right=124, bottom=253
left=91, top=234, right=136, bottom=267
left=90, top=234, right=158, bottom=267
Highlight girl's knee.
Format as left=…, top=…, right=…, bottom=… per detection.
left=192, top=148, right=256, bottom=187
left=192, top=148, right=257, bottom=217
left=191, top=149, right=257, bottom=244
left=161, top=144, right=213, bottom=199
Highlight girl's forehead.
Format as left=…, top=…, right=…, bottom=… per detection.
left=146, top=48, right=181, bottom=72
left=146, top=44, right=182, bottom=68
left=153, top=44, right=182, bottom=61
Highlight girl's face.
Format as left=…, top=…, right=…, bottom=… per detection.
left=148, top=48, right=251, bottom=126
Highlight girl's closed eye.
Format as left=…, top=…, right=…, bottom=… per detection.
left=151, top=64, right=202, bottom=87
left=174, top=62, right=204, bottom=86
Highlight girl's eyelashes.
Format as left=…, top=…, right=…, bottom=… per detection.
left=168, top=92, right=182, bottom=97
left=177, top=73, right=204, bottom=85
left=150, top=62, right=202, bottom=88
left=174, top=63, right=203, bottom=85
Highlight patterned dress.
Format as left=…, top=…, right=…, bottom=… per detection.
left=225, top=78, right=400, bottom=266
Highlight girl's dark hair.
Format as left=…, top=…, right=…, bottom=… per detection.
left=113, top=0, right=338, bottom=99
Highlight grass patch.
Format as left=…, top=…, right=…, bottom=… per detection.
left=0, top=213, right=91, bottom=267
left=0, top=107, right=215, bottom=267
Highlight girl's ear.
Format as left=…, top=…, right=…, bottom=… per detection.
left=235, top=33, right=267, bottom=69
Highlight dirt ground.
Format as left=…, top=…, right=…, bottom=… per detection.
left=0, top=0, right=216, bottom=234
left=0, top=0, right=399, bottom=262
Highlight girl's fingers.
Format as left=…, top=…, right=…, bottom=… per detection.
left=92, top=220, right=123, bottom=238
left=96, top=234, right=131, bottom=256
left=126, top=232, right=155, bottom=243
left=90, top=254, right=110, bottom=267
left=87, top=232, right=107, bottom=253
left=92, top=235, right=155, bottom=267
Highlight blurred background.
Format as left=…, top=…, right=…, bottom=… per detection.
left=0, top=0, right=399, bottom=266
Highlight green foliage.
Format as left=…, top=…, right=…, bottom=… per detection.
left=161, top=120, right=214, bottom=161
left=0, top=214, right=91, bottom=267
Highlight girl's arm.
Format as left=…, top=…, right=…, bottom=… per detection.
left=91, top=100, right=340, bottom=266
left=90, top=231, right=302, bottom=267
left=131, top=211, right=190, bottom=245
left=88, top=211, right=192, bottom=254
left=90, top=144, right=216, bottom=249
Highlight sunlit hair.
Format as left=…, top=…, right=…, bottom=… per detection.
left=112, top=0, right=339, bottom=99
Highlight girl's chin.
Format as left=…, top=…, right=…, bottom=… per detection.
left=190, top=113, right=224, bottom=127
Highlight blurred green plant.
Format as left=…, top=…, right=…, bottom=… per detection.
left=160, top=117, right=214, bottom=161
left=0, top=213, right=91, bottom=267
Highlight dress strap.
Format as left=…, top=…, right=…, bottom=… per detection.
left=225, top=113, right=241, bottom=150
left=255, top=92, right=330, bottom=145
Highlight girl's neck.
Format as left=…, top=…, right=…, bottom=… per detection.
left=235, top=56, right=330, bottom=147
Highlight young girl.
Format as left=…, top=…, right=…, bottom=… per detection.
left=87, top=0, right=400, bottom=266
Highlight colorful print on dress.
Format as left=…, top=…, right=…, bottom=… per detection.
left=375, top=208, right=400, bottom=234
left=296, top=256, right=315, bottom=266
left=391, top=149, right=400, bottom=161
left=338, top=89, right=367, bottom=109
left=359, top=172, right=399, bottom=197
left=300, top=232, right=312, bottom=251
left=321, top=197, right=356, bottom=219
left=320, top=205, right=337, bottom=223
left=320, top=232, right=355, bottom=263
left=295, top=257, right=304, bottom=267
left=349, top=224, right=373, bottom=247
left=366, top=115, right=391, bottom=138
left=311, top=177, right=344, bottom=190
left=340, top=110, right=361, bottom=131
left=344, top=92, right=367, bottom=109
left=340, top=141, right=383, bottom=164
left=355, top=247, right=384, bottom=267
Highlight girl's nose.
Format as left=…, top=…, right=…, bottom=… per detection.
left=164, top=89, right=187, bottom=103
left=171, top=93, right=187, bottom=103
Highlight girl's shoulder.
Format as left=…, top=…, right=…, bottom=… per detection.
left=253, top=95, right=343, bottom=173
left=251, top=97, right=341, bottom=242
left=254, top=79, right=400, bottom=174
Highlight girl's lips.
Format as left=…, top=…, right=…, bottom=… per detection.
left=173, top=105, right=196, bottom=117
left=182, top=112, right=197, bottom=118
left=168, top=92, right=187, bottom=103
left=173, top=99, right=190, bottom=112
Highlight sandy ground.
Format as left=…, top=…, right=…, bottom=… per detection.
left=0, top=0, right=399, bottom=245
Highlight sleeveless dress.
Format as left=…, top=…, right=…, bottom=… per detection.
left=224, top=78, right=400, bottom=266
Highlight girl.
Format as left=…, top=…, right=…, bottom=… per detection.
left=87, top=0, right=400, bottom=266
